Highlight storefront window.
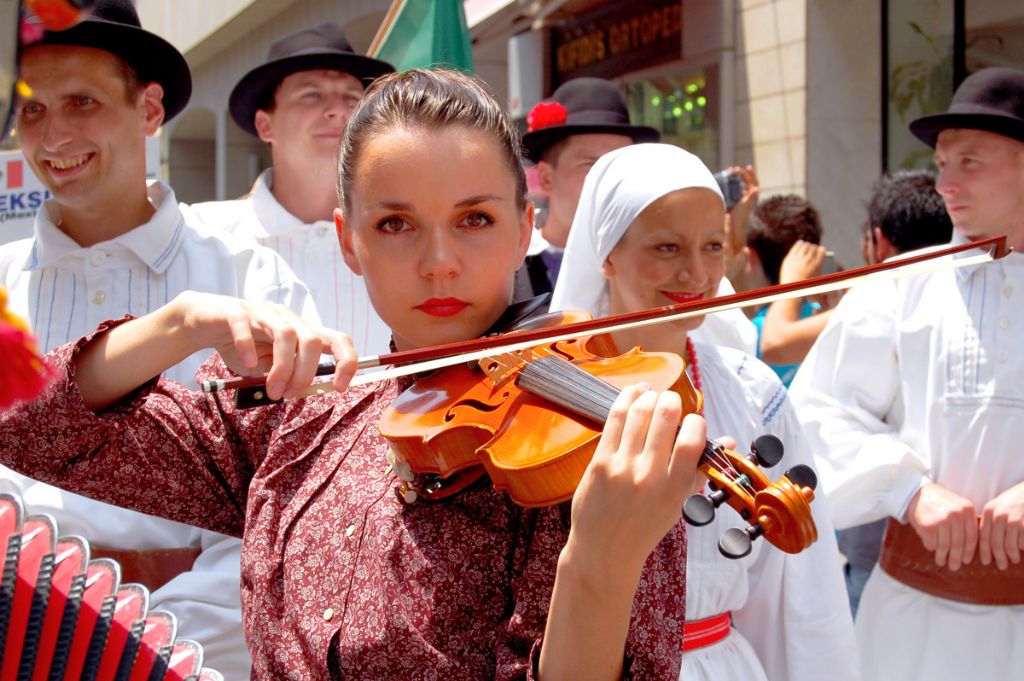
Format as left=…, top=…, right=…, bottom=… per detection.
left=625, top=66, right=719, bottom=171
left=885, top=0, right=1024, bottom=172
left=885, top=0, right=955, bottom=170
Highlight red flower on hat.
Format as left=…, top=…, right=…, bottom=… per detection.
left=527, top=102, right=568, bottom=132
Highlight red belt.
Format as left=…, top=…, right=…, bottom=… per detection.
left=683, top=612, right=732, bottom=651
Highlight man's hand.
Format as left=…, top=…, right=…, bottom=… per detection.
left=778, top=240, right=826, bottom=284
left=723, top=165, right=760, bottom=282
left=979, top=481, right=1024, bottom=570
left=905, top=482, right=978, bottom=571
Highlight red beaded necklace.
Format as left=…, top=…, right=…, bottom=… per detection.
left=684, top=336, right=705, bottom=418
left=685, top=335, right=702, bottom=393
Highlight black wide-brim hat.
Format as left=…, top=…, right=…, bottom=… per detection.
left=521, top=77, right=660, bottom=163
left=25, top=0, right=192, bottom=122
left=909, top=67, right=1024, bottom=148
left=229, top=22, right=395, bottom=137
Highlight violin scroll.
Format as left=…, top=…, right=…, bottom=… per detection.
left=683, top=436, right=818, bottom=558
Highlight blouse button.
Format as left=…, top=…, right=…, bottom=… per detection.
left=91, top=290, right=106, bottom=305
left=1003, top=285, right=1013, bottom=298
left=999, top=317, right=1010, bottom=330
left=345, top=524, right=356, bottom=537
left=998, top=350, right=1008, bottom=363
left=316, top=226, right=328, bottom=238
left=323, top=607, right=335, bottom=622
left=89, top=249, right=107, bottom=266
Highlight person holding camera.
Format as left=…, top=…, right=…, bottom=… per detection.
left=731, top=195, right=832, bottom=387
left=790, top=67, right=1024, bottom=681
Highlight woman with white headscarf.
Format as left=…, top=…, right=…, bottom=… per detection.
left=551, top=144, right=859, bottom=681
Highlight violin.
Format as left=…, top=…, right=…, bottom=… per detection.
left=378, top=309, right=819, bottom=559
left=205, top=236, right=1008, bottom=556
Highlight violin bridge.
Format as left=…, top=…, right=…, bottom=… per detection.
left=478, top=348, right=534, bottom=388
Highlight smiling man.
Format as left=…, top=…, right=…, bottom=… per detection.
left=190, top=23, right=395, bottom=355
left=0, top=1, right=319, bottom=677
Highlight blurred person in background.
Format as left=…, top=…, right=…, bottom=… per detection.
left=189, top=23, right=394, bottom=355
left=733, top=195, right=831, bottom=386
left=834, top=169, right=955, bottom=618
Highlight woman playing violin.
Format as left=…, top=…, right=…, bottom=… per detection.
left=551, top=144, right=859, bottom=681
left=0, top=70, right=707, bottom=680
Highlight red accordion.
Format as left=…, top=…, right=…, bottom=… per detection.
left=0, top=493, right=222, bottom=681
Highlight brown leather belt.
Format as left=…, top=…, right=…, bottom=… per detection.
left=91, top=544, right=202, bottom=592
left=879, top=518, right=1024, bottom=606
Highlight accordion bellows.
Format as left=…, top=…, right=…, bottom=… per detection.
left=0, top=493, right=223, bottom=681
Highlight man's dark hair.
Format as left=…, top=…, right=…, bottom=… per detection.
left=746, top=194, right=823, bottom=285
left=867, top=170, right=952, bottom=253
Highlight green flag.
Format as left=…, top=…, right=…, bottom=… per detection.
left=372, top=0, right=475, bottom=73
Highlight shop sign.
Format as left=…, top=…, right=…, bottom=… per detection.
left=552, top=0, right=682, bottom=86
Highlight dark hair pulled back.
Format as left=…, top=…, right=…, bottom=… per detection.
left=337, top=69, right=527, bottom=213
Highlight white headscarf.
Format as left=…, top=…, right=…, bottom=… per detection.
left=550, top=143, right=724, bottom=315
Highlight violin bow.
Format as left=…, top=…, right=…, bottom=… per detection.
left=201, top=235, right=1009, bottom=399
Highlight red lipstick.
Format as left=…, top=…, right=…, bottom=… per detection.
left=660, top=291, right=705, bottom=304
left=415, top=297, right=470, bottom=317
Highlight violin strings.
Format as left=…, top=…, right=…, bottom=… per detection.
left=518, top=356, right=756, bottom=495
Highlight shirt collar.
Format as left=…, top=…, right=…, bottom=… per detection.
left=25, top=181, right=186, bottom=274
left=249, top=168, right=332, bottom=237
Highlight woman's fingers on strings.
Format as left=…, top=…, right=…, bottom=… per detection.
left=643, top=391, right=683, bottom=474
left=670, top=413, right=707, bottom=492
left=596, top=383, right=648, bottom=462
left=615, top=390, right=659, bottom=469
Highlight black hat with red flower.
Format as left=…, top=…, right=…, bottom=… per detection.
left=521, top=77, right=660, bottom=163
left=21, top=0, right=192, bottom=122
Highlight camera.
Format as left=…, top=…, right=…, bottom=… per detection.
left=713, top=170, right=745, bottom=210
left=821, top=250, right=837, bottom=275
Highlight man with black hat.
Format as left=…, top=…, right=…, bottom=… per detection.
left=190, top=23, right=395, bottom=355
left=791, top=66, right=1024, bottom=681
left=520, top=77, right=658, bottom=297
left=0, top=1, right=320, bottom=676
left=520, top=77, right=757, bottom=353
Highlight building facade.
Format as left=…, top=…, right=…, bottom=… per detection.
left=134, top=0, right=1023, bottom=266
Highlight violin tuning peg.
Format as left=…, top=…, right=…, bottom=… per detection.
left=683, top=494, right=716, bottom=527
left=785, top=464, right=818, bottom=491
left=718, top=523, right=765, bottom=560
left=683, top=488, right=730, bottom=527
left=749, top=434, right=784, bottom=468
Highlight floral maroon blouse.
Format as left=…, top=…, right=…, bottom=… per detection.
left=0, top=320, right=688, bottom=680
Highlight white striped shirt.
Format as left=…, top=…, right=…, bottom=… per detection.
left=187, top=169, right=392, bottom=357
left=0, top=180, right=319, bottom=679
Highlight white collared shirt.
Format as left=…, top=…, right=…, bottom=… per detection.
left=790, top=237, right=1024, bottom=527
left=188, top=169, right=392, bottom=356
left=2, top=181, right=320, bottom=386
left=0, top=180, right=318, bottom=679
